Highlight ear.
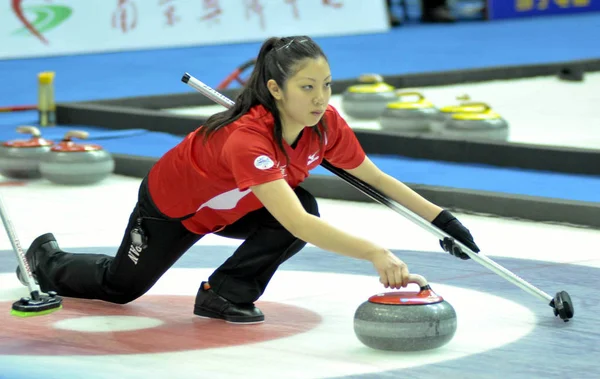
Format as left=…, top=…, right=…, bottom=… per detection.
left=267, top=79, right=283, bottom=101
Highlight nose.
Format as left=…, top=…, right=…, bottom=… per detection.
left=313, top=90, right=326, bottom=106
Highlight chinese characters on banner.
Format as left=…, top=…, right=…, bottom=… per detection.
left=112, top=0, right=138, bottom=33
left=243, top=0, right=343, bottom=30
left=323, top=0, right=343, bottom=8
left=110, top=0, right=344, bottom=33
left=245, top=0, right=265, bottom=30
left=285, top=0, right=299, bottom=19
left=199, top=0, right=223, bottom=24
left=159, top=0, right=181, bottom=26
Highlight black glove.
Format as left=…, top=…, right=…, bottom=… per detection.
left=432, top=210, right=480, bottom=260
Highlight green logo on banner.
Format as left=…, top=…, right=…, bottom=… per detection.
left=12, top=5, right=72, bottom=36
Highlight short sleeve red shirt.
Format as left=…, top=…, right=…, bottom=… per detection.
left=148, top=104, right=366, bottom=234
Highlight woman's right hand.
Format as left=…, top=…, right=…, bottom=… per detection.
left=369, top=249, right=410, bottom=289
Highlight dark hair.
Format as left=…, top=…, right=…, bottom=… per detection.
left=197, top=36, right=329, bottom=163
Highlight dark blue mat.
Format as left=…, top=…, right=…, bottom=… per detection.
left=2, top=125, right=598, bottom=204
left=312, top=157, right=600, bottom=203
left=61, top=131, right=598, bottom=204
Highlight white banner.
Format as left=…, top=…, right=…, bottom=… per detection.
left=0, top=0, right=389, bottom=60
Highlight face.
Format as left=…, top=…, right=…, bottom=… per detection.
left=268, top=56, right=332, bottom=129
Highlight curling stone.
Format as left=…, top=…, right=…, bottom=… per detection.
left=353, top=274, right=456, bottom=352
left=441, top=103, right=509, bottom=141
left=39, top=130, right=115, bottom=185
left=341, top=74, right=399, bottom=119
left=379, top=92, right=441, bottom=132
left=431, top=95, right=489, bottom=132
left=0, top=126, right=54, bottom=179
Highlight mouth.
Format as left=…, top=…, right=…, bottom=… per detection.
left=311, top=110, right=324, bottom=116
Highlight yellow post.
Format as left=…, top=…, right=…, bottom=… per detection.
left=37, top=71, right=56, bottom=127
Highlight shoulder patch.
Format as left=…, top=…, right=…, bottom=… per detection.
left=254, top=155, right=275, bottom=170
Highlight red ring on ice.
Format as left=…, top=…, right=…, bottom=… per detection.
left=0, top=295, right=322, bottom=355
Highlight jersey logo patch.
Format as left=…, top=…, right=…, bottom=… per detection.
left=307, top=152, right=320, bottom=165
left=254, top=155, right=275, bottom=170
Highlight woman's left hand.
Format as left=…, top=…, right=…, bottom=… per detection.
left=432, top=210, right=480, bottom=260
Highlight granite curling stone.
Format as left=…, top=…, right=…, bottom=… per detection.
left=441, top=103, right=509, bottom=141
left=353, top=274, right=457, bottom=352
left=341, top=73, right=399, bottom=120
left=0, top=126, right=54, bottom=179
left=379, top=92, right=442, bottom=133
left=431, top=95, right=488, bottom=132
left=39, top=130, right=115, bottom=185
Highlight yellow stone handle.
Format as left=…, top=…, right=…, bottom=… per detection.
left=455, top=102, right=491, bottom=113
left=394, top=91, right=425, bottom=101
left=455, top=95, right=492, bottom=111
left=358, top=73, right=384, bottom=84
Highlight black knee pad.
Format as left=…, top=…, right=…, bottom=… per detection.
left=294, top=187, right=319, bottom=217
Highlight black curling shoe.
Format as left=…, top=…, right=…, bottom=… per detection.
left=16, top=233, right=60, bottom=286
left=194, top=282, right=265, bottom=324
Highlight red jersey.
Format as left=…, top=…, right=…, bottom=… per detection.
left=147, top=104, right=366, bottom=235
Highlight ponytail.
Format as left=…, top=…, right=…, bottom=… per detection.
left=197, top=36, right=329, bottom=165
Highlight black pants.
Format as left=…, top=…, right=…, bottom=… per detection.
left=33, top=177, right=319, bottom=305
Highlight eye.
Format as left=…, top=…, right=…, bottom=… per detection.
left=325, top=82, right=332, bottom=87
left=302, top=85, right=313, bottom=90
